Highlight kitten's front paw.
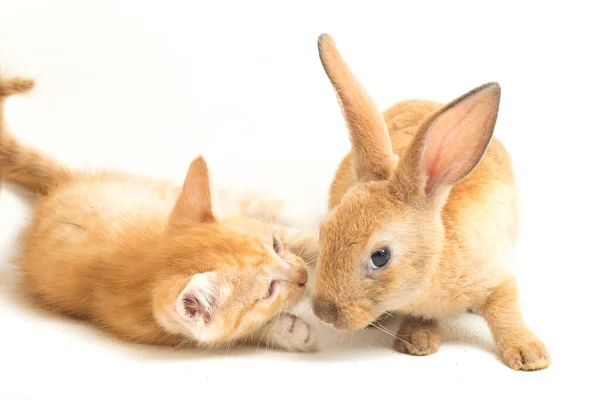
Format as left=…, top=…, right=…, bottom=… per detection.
left=270, top=313, right=318, bottom=352
left=500, top=338, right=551, bottom=371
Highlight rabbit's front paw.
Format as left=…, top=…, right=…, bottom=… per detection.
left=482, top=279, right=551, bottom=371
left=500, top=338, right=551, bottom=371
left=269, top=313, right=318, bottom=352
left=393, top=317, right=440, bottom=356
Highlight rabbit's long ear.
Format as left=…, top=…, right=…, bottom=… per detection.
left=395, top=82, right=501, bottom=201
left=318, top=34, right=395, bottom=182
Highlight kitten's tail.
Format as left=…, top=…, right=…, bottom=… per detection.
left=0, top=75, right=72, bottom=195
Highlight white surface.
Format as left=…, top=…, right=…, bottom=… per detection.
left=0, top=1, right=597, bottom=399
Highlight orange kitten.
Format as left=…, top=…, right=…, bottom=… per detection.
left=0, top=76, right=318, bottom=351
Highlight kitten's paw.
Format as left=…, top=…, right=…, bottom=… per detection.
left=270, top=313, right=318, bottom=352
left=393, top=318, right=440, bottom=356
left=500, top=338, right=551, bottom=371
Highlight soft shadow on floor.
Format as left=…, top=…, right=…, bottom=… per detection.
left=441, top=314, right=496, bottom=354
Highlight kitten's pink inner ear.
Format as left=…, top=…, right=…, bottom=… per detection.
left=419, top=83, right=501, bottom=196
left=181, top=292, right=212, bottom=322
left=176, top=272, right=222, bottom=325
left=169, top=156, right=216, bottom=226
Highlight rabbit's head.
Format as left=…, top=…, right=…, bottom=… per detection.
left=311, top=34, right=501, bottom=330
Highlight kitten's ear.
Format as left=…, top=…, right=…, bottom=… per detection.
left=176, top=272, right=230, bottom=325
left=395, top=82, right=501, bottom=200
left=169, top=156, right=216, bottom=226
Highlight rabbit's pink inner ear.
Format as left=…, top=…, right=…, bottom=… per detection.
left=169, top=156, right=216, bottom=226
left=317, top=34, right=395, bottom=182
left=418, top=83, right=501, bottom=196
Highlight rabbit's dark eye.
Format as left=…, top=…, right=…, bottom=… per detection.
left=369, top=248, right=390, bottom=269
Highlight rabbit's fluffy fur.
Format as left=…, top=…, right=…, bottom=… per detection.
left=311, top=34, right=549, bottom=371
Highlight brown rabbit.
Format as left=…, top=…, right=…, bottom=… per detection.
left=311, top=34, right=550, bottom=371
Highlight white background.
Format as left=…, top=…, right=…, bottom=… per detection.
left=0, top=1, right=598, bottom=399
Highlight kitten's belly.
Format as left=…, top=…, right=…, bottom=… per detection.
left=19, top=175, right=179, bottom=314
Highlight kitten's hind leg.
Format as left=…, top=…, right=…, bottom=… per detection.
left=247, top=313, right=318, bottom=352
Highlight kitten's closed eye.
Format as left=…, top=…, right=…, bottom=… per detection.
left=273, top=236, right=283, bottom=255
left=263, top=280, right=280, bottom=300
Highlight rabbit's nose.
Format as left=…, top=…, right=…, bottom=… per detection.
left=313, top=297, right=339, bottom=325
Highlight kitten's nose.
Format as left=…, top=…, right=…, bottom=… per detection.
left=290, top=267, right=308, bottom=285
left=313, top=297, right=338, bottom=325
